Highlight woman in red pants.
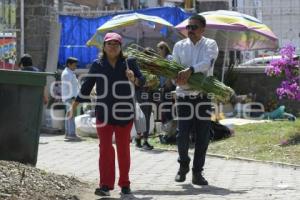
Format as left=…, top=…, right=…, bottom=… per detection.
left=69, top=32, right=145, bottom=196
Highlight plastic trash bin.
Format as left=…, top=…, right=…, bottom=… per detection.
left=0, top=69, right=54, bottom=165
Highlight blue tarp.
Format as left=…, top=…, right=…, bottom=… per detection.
left=58, top=6, right=191, bottom=69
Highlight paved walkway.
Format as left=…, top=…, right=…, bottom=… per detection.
left=37, top=134, right=300, bottom=200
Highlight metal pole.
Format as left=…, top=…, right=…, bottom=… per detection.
left=128, top=0, right=131, bottom=10
left=221, top=34, right=229, bottom=83
left=8, top=0, right=11, bottom=26
left=59, top=0, right=64, bottom=12
left=232, top=0, right=237, bottom=11
left=221, top=50, right=227, bottom=82
left=136, top=23, right=139, bottom=44
left=120, top=0, right=124, bottom=9
left=193, top=0, right=196, bottom=12
left=20, top=0, right=24, bottom=56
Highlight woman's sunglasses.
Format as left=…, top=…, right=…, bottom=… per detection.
left=185, top=24, right=200, bottom=31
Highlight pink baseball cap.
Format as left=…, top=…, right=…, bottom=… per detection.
left=104, top=32, right=122, bottom=44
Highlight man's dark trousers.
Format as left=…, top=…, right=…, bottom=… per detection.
left=176, top=95, right=211, bottom=173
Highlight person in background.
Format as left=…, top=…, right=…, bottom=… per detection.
left=19, top=54, right=48, bottom=105
left=68, top=32, right=145, bottom=196
left=61, top=57, right=81, bottom=141
left=134, top=47, right=157, bottom=150
left=173, top=14, right=219, bottom=186
left=157, top=41, right=173, bottom=89
left=156, top=41, right=176, bottom=123
left=19, top=54, right=39, bottom=71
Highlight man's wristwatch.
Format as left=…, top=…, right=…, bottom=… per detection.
left=189, top=66, right=195, bottom=74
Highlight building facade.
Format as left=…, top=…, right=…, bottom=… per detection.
left=235, top=0, right=300, bottom=54
left=8, top=0, right=300, bottom=68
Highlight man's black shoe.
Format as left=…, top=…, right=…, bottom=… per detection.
left=135, top=138, right=142, bottom=148
left=121, top=186, right=131, bottom=194
left=142, top=141, right=154, bottom=150
left=94, top=186, right=110, bottom=196
left=192, top=172, right=208, bottom=185
left=175, top=166, right=190, bottom=182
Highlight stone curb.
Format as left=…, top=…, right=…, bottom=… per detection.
left=206, top=152, right=300, bottom=169
left=144, top=145, right=300, bottom=169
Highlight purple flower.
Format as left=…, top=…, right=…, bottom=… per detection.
left=266, top=44, right=300, bottom=101
left=280, top=43, right=295, bottom=59
left=276, top=80, right=300, bottom=100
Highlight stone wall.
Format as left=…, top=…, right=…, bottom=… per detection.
left=232, top=72, right=300, bottom=116
left=197, top=1, right=229, bottom=12
left=16, top=0, right=56, bottom=70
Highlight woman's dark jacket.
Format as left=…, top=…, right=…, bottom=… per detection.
left=76, top=57, right=145, bottom=125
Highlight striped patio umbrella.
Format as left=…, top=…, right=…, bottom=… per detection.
left=175, top=10, right=278, bottom=51
left=176, top=10, right=279, bottom=81
left=87, top=12, right=180, bottom=48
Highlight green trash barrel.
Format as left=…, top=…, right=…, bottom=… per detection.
left=0, top=69, right=54, bottom=166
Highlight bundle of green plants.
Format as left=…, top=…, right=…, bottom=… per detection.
left=127, top=45, right=234, bottom=102
left=141, top=70, right=160, bottom=91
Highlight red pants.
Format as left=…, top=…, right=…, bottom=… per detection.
left=96, top=120, right=133, bottom=189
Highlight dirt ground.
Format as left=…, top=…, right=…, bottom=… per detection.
left=0, top=160, right=90, bottom=200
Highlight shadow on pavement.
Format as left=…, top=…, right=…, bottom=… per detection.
left=97, top=194, right=153, bottom=200
left=136, top=149, right=166, bottom=154
left=40, top=134, right=86, bottom=142
left=63, top=138, right=85, bottom=143
left=40, top=133, right=63, bottom=137
left=133, top=184, right=247, bottom=196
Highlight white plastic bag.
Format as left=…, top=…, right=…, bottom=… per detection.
left=134, top=103, right=147, bottom=133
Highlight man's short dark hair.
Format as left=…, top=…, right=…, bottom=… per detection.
left=66, top=57, right=78, bottom=65
left=19, top=54, right=33, bottom=67
left=189, top=14, right=206, bottom=27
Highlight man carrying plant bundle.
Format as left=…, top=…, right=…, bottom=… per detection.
left=173, top=14, right=219, bottom=185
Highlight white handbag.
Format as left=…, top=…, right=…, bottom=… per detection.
left=125, top=59, right=147, bottom=133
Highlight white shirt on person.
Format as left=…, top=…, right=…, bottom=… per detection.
left=172, top=36, right=219, bottom=96
left=61, top=67, right=79, bottom=102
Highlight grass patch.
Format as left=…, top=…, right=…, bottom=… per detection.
left=149, top=120, right=300, bottom=165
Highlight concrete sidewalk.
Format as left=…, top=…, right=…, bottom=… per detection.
left=37, top=134, right=300, bottom=200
